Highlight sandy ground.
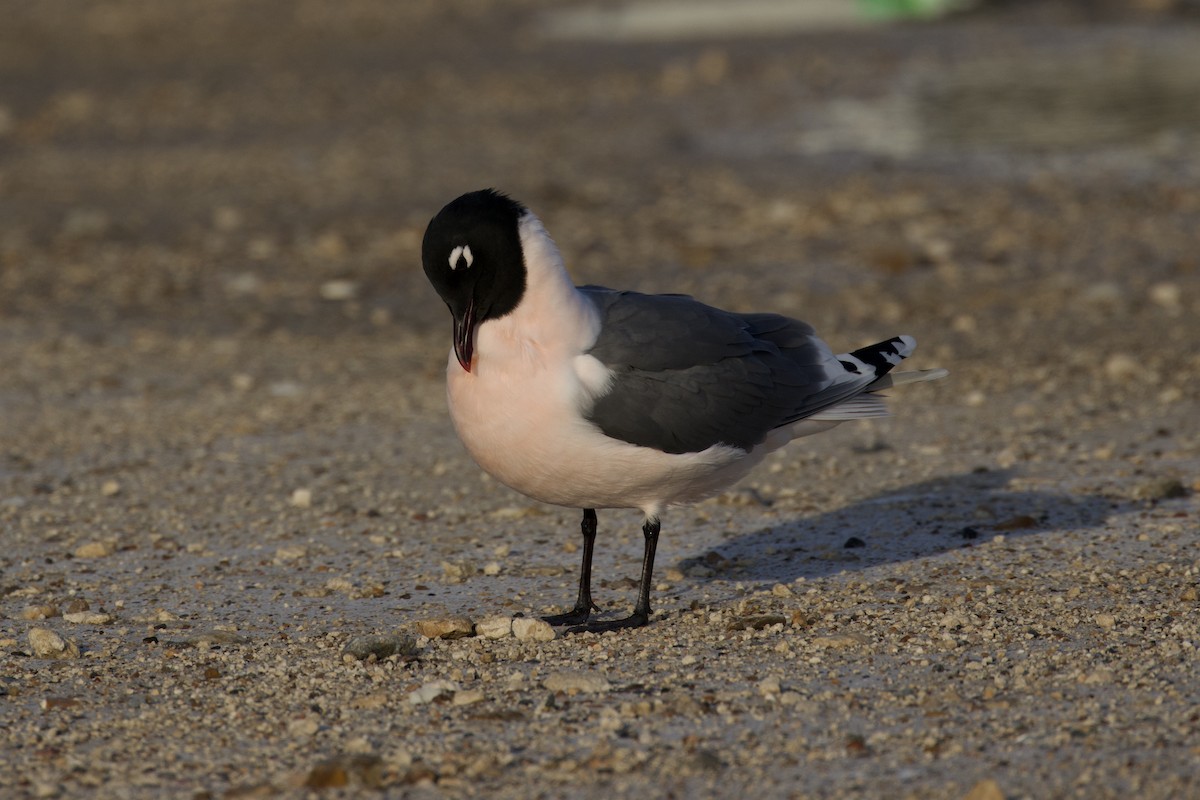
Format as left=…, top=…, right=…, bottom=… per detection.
left=2, top=2, right=1199, bottom=798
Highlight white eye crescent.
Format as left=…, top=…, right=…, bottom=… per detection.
left=449, top=245, right=473, bottom=270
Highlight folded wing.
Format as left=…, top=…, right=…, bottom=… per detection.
left=580, top=287, right=913, bottom=455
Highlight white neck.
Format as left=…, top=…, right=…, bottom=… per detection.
left=473, top=212, right=599, bottom=369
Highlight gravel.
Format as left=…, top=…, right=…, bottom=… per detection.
left=543, top=670, right=613, bottom=694
left=2, top=1, right=1199, bottom=799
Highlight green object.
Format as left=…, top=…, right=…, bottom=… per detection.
left=858, top=0, right=974, bottom=19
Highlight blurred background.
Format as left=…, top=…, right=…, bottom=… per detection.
left=3, top=0, right=1198, bottom=337
left=3, top=5, right=1199, bottom=796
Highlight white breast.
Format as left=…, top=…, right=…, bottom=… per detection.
left=447, top=347, right=759, bottom=515
left=444, top=212, right=766, bottom=517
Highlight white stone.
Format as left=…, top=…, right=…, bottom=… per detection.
left=28, top=627, right=80, bottom=659
left=511, top=618, right=556, bottom=642
left=475, top=616, right=513, bottom=639
left=408, top=680, right=458, bottom=705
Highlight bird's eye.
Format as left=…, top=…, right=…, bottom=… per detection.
left=449, top=245, right=474, bottom=271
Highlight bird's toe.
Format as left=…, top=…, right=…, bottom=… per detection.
left=541, top=602, right=599, bottom=627
left=565, top=611, right=650, bottom=635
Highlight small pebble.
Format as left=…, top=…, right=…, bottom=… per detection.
left=269, top=380, right=304, bottom=398
left=247, top=238, right=276, bottom=260
left=408, top=680, right=458, bottom=705
left=274, top=545, right=308, bottom=563
left=212, top=205, right=243, bottom=231
left=1132, top=477, right=1187, bottom=501
left=452, top=689, right=486, bottom=706
left=319, top=279, right=359, bottom=301
left=843, top=536, right=866, bottom=549
left=1103, top=353, right=1140, bottom=382
left=288, top=718, right=319, bottom=737
left=350, top=692, right=390, bottom=710
left=74, top=541, right=114, bottom=559
left=224, top=272, right=260, bottom=295
left=440, top=560, right=476, bottom=581
left=28, top=628, right=80, bottom=659
left=476, top=616, right=514, bottom=639
left=542, top=670, right=611, bottom=694
left=290, top=488, right=313, bottom=508
left=342, top=634, right=419, bottom=661
left=810, top=633, right=870, bottom=649
left=40, top=696, right=81, bottom=711
left=21, top=604, right=60, bottom=621
left=489, top=506, right=539, bottom=520
left=727, top=614, right=787, bottom=631
left=993, top=515, right=1037, bottom=531
left=963, top=778, right=1005, bottom=800
left=1082, top=281, right=1122, bottom=307
left=511, top=618, right=556, bottom=642
left=1083, top=668, right=1114, bottom=685
left=100, top=480, right=121, bottom=497
left=63, top=611, right=114, bottom=625
left=416, top=616, right=475, bottom=640
left=1148, top=281, right=1181, bottom=312
left=301, top=753, right=383, bottom=789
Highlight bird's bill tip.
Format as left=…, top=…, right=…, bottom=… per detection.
left=453, top=302, right=476, bottom=373
left=454, top=341, right=473, bottom=373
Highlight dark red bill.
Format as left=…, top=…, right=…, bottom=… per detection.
left=452, top=299, right=476, bottom=373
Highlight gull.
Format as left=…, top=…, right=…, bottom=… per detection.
left=422, top=189, right=947, bottom=633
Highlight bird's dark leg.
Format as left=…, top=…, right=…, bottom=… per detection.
left=542, top=508, right=601, bottom=626
left=568, top=515, right=660, bottom=634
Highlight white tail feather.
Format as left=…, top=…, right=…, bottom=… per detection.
left=811, top=368, right=948, bottom=421
left=809, top=394, right=889, bottom=421
left=866, top=368, right=949, bottom=392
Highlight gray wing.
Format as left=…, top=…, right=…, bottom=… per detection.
left=580, top=286, right=876, bottom=455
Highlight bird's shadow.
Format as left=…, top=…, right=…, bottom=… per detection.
left=676, top=468, right=1114, bottom=586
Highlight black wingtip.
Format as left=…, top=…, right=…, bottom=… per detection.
left=841, top=335, right=915, bottom=378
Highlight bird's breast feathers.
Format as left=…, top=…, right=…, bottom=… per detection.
left=445, top=329, right=750, bottom=511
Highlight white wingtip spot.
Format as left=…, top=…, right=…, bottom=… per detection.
left=449, top=244, right=474, bottom=270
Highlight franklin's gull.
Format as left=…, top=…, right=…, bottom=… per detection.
left=422, top=189, right=947, bottom=633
